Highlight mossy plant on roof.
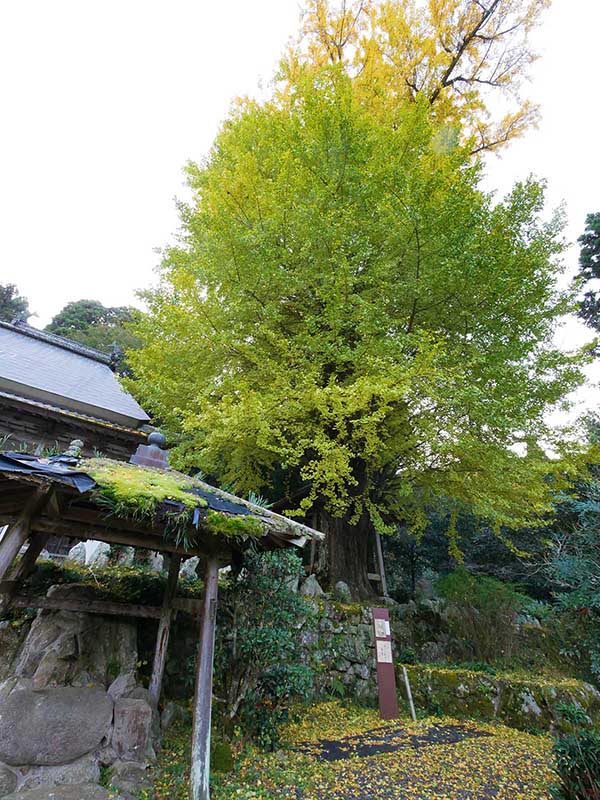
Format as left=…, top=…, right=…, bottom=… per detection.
left=82, top=459, right=205, bottom=519
left=81, top=458, right=265, bottom=544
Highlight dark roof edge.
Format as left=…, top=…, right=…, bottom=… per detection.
left=0, top=320, right=112, bottom=365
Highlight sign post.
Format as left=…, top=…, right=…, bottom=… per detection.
left=371, top=607, right=399, bottom=720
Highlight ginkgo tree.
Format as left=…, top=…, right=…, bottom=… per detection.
left=291, top=0, right=549, bottom=152
left=129, top=60, right=590, bottom=597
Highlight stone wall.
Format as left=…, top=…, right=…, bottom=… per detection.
left=403, top=665, right=600, bottom=733
left=0, top=585, right=161, bottom=800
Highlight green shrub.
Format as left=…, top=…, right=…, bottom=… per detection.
left=211, top=549, right=314, bottom=749
left=551, top=730, right=600, bottom=799
left=436, top=568, right=523, bottom=663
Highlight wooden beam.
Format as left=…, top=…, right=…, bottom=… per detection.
left=190, top=556, right=220, bottom=800
left=149, top=554, right=181, bottom=704
left=10, top=594, right=163, bottom=619
left=0, top=487, right=49, bottom=582
left=30, top=516, right=204, bottom=558
left=8, top=592, right=200, bottom=618
left=0, top=532, right=50, bottom=613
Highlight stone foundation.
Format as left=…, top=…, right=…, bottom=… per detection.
left=0, top=584, right=159, bottom=800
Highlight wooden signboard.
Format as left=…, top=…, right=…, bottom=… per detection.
left=372, top=607, right=399, bottom=720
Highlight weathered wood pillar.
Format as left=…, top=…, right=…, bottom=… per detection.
left=0, top=531, right=50, bottom=613
left=0, top=487, right=49, bottom=582
left=149, top=554, right=181, bottom=704
left=190, top=555, right=219, bottom=800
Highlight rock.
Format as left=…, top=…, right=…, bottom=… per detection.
left=108, top=760, right=151, bottom=800
left=84, top=541, right=110, bottom=568
left=14, top=590, right=138, bottom=687
left=395, top=601, right=417, bottom=621
left=66, top=543, right=86, bottom=564
left=147, top=552, right=164, bottom=573
left=333, top=581, right=352, bottom=603
left=299, top=575, right=325, bottom=597
left=19, top=753, right=100, bottom=791
left=126, top=688, right=160, bottom=743
left=2, top=784, right=119, bottom=800
left=108, top=673, right=137, bottom=702
left=179, top=556, right=199, bottom=580
left=112, top=698, right=154, bottom=762
left=0, top=687, right=113, bottom=767
left=0, top=624, right=26, bottom=682
left=0, top=763, right=18, bottom=797
left=284, top=576, right=299, bottom=593
left=353, top=663, right=370, bottom=681
left=160, top=701, right=188, bottom=731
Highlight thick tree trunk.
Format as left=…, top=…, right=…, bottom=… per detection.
left=325, top=511, right=375, bottom=600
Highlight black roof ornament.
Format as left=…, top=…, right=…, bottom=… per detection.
left=129, top=431, right=169, bottom=470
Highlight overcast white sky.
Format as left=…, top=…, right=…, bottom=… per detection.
left=0, top=0, right=598, bottom=413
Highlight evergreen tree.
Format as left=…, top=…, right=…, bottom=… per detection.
left=575, top=213, right=600, bottom=333
left=0, top=283, right=29, bottom=323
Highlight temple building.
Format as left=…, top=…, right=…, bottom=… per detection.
left=0, top=319, right=150, bottom=460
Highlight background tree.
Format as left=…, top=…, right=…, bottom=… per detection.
left=575, top=212, right=600, bottom=333
left=46, top=299, right=142, bottom=356
left=291, top=0, right=549, bottom=152
left=129, top=65, right=588, bottom=597
left=0, top=283, right=30, bottom=323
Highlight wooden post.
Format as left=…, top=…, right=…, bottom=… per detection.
left=149, top=554, right=181, bottom=704
left=402, top=665, right=417, bottom=722
left=0, top=487, right=49, bottom=583
left=374, top=531, right=388, bottom=597
left=190, top=556, right=219, bottom=800
left=0, top=532, right=49, bottom=613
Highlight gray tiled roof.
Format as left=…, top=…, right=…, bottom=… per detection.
left=0, top=322, right=149, bottom=427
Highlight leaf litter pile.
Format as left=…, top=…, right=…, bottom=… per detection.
left=152, top=702, right=553, bottom=800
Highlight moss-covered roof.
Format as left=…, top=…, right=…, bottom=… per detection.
left=0, top=450, right=324, bottom=549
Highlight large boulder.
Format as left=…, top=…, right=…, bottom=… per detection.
left=0, top=687, right=113, bottom=767
left=14, top=587, right=138, bottom=687
left=84, top=542, right=110, bottom=568
left=300, top=575, right=325, bottom=597
left=2, top=784, right=119, bottom=800
left=66, top=543, right=86, bottom=564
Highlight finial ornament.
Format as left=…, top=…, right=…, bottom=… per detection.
left=65, top=440, right=84, bottom=459
left=130, top=430, right=169, bottom=469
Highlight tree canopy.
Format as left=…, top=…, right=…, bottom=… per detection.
left=575, top=213, right=600, bottom=333
left=0, top=283, right=30, bottom=323
left=289, top=0, right=549, bottom=153
left=46, top=299, right=141, bottom=356
left=129, top=63, right=588, bottom=595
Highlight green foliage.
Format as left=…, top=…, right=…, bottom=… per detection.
left=18, top=558, right=203, bottom=606
left=547, top=453, right=600, bottom=680
left=575, top=213, right=600, bottom=334
left=436, top=568, right=524, bottom=663
left=551, top=728, right=600, bottom=799
left=45, top=298, right=142, bottom=356
left=130, top=61, right=589, bottom=586
left=204, top=509, right=263, bottom=541
left=211, top=740, right=234, bottom=773
left=213, top=550, right=314, bottom=749
left=0, top=283, right=29, bottom=322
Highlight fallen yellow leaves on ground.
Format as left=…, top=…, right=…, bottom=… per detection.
left=151, top=701, right=553, bottom=800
